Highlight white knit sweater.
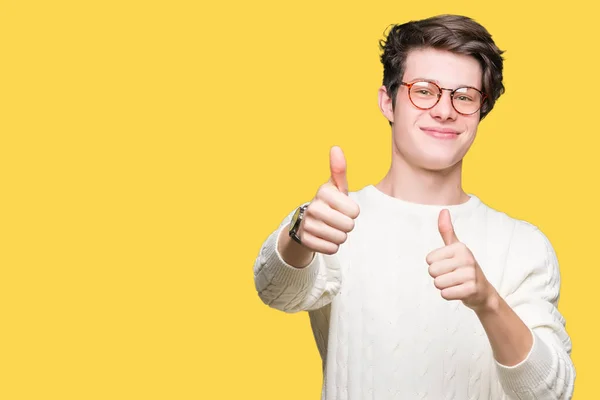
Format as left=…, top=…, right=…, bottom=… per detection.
left=254, top=185, right=575, bottom=399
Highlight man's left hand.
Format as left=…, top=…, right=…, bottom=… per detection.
left=425, top=209, right=497, bottom=312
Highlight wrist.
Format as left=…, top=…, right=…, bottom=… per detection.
left=474, top=284, right=501, bottom=316
left=278, top=225, right=315, bottom=269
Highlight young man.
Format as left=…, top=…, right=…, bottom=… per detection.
left=253, top=14, right=575, bottom=399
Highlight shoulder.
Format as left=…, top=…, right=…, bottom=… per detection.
left=474, top=196, right=554, bottom=252
left=478, top=199, right=551, bottom=247
left=474, top=198, right=560, bottom=285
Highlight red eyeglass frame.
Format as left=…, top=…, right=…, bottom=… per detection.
left=400, top=80, right=488, bottom=116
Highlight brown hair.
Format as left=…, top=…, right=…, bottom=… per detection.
left=379, top=14, right=505, bottom=120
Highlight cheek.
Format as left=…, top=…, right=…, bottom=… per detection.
left=394, top=101, right=424, bottom=128
left=463, top=117, right=480, bottom=137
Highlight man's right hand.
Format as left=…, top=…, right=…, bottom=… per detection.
left=296, top=146, right=361, bottom=255
left=278, top=146, right=361, bottom=268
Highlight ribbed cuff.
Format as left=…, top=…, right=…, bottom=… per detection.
left=259, top=226, right=320, bottom=289
left=495, top=329, right=554, bottom=393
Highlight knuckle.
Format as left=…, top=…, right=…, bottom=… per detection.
left=350, top=203, right=360, bottom=219
left=312, top=241, right=326, bottom=254
left=316, top=185, right=330, bottom=199
left=304, top=207, right=315, bottom=221
left=301, top=218, right=313, bottom=233
left=427, top=265, right=436, bottom=277
left=347, top=218, right=356, bottom=232
left=315, top=186, right=324, bottom=199
left=322, top=185, right=336, bottom=201
left=305, top=202, right=315, bottom=215
left=325, top=244, right=339, bottom=255
left=306, top=202, right=323, bottom=220
left=302, top=236, right=315, bottom=251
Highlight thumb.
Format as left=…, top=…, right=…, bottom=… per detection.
left=329, top=146, right=348, bottom=195
left=438, top=209, right=459, bottom=245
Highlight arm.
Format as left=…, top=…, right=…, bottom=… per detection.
left=473, top=291, right=533, bottom=368
left=429, top=212, right=575, bottom=399
left=492, top=223, right=575, bottom=399
left=253, top=206, right=342, bottom=313
left=253, top=146, right=359, bottom=313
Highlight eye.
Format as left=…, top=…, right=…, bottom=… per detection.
left=455, top=95, right=473, bottom=102
left=453, top=88, right=481, bottom=103
left=412, top=88, right=436, bottom=97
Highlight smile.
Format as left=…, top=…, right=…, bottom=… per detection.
left=420, top=127, right=461, bottom=140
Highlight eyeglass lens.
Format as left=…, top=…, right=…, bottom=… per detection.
left=408, top=81, right=482, bottom=114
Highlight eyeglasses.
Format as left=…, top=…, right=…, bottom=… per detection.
left=400, top=80, right=487, bottom=115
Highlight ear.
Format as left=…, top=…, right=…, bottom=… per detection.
left=378, top=85, right=394, bottom=124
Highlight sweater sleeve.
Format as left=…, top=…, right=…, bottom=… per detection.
left=253, top=205, right=342, bottom=313
left=495, top=222, right=575, bottom=399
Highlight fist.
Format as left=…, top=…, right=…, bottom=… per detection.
left=425, top=209, right=493, bottom=311
left=296, top=146, right=360, bottom=255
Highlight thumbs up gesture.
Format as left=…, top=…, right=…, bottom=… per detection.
left=295, top=146, right=360, bottom=255
left=425, top=209, right=494, bottom=311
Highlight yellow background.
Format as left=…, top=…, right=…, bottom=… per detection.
left=0, top=0, right=596, bottom=398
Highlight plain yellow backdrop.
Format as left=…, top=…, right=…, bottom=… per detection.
left=0, top=0, right=597, bottom=399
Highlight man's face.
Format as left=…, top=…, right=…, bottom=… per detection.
left=380, top=48, right=484, bottom=171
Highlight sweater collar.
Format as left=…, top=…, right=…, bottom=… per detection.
left=362, top=184, right=482, bottom=218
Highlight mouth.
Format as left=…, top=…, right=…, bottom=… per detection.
left=420, top=127, right=461, bottom=140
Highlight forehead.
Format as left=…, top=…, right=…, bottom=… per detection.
left=403, top=48, right=483, bottom=89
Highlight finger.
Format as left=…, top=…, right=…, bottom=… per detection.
left=299, top=231, right=339, bottom=255
left=316, top=185, right=360, bottom=219
left=306, top=200, right=356, bottom=233
left=433, top=267, right=476, bottom=290
left=426, top=242, right=473, bottom=265
left=425, top=243, right=459, bottom=264
left=438, top=209, right=459, bottom=245
left=329, top=146, right=348, bottom=195
left=427, top=258, right=462, bottom=278
left=440, top=281, right=476, bottom=301
left=301, top=217, right=348, bottom=245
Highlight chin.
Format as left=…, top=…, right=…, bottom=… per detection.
left=416, top=156, right=462, bottom=172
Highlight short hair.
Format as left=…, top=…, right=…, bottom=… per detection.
left=379, top=14, right=505, bottom=120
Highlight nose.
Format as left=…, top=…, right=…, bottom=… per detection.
left=429, top=90, right=457, bottom=121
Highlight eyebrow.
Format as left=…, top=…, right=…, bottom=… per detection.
left=407, top=77, right=480, bottom=89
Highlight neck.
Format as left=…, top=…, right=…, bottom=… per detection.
left=375, top=154, right=469, bottom=206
